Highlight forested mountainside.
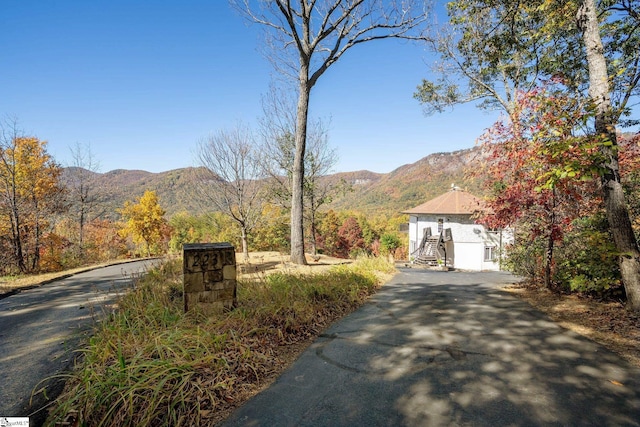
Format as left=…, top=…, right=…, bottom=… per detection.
left=61, top=167, right=204, bottom=219
left=326, top=146, right=486, bottom=214
left=61, top=147, right=486, bottom=219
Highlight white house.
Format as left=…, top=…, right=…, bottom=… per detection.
left=403, top=187, right=513, bottom=271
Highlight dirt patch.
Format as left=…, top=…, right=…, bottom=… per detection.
left=503, top=282, right=640, bottom=368
left=235, top=251, right=352, bottom=277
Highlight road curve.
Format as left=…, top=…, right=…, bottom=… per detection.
left=0, top=260, right=159, bottom=424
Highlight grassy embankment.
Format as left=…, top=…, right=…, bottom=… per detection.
left=45, top=256, right=395, bottom=426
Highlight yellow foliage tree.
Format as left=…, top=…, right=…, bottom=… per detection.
left=251, top=204, right=290, bottom=252
left=0, top=128, right=63, bottom=273
left=119, top=190, right=168, bottom=257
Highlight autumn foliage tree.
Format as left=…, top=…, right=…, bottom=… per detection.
left=0, top=123, right=64, bottom=273
left=478, top=84, right=600, bottom=287
left=168, top=212, right=242, bottom=254
left=620, top=134, right=640, bottom=233
left=416, top=0, right=640, bottom=309
left=337, top=217, right=366, bottom=258
left=315, top=212, right=369, bottom=259
left=316, top=210, right=343, bottom=257
left=83, top=218, right=129, bottom=261
left=250, top=204, right=290, bottom=252
left=119, top=190, right=168, bottom=257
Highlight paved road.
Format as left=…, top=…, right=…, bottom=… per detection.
left=222, top=268, right=640, bottom=426
left=0, top=260, right=159, bottom=423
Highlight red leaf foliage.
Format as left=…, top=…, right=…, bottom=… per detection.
left=474, top=83, right=601, bottom=241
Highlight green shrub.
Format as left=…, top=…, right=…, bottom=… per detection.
left=502, top=235, right=546, bottom=280
left=503, top=213, right=621, bottom=294
left=379, top=233, right=401, bottom=255
left=553, top=214, right=620, bottom=293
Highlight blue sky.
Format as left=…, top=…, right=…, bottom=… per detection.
left=1, top=1, right=500, bottom=174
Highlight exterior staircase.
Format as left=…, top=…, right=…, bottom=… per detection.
left=411, top=227, right=452, bottom=267
left=414, top=236, right=441, bottom=266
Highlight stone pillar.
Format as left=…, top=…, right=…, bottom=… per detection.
left=183, top=243, right=236, bottom=314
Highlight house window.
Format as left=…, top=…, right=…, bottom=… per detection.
left=437, top=218, right=444, bottom=233
left=484, top=246, right=496, bottom=261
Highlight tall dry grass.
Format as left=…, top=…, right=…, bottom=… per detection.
left=46, top=256, right=394, bottom=426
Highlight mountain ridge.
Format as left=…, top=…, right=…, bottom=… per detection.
left=61, top=147, right=484, bottom=218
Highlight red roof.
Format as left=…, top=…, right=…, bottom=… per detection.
left=403, top=189, right=485, bottom=215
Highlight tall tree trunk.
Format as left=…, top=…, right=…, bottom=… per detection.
left=241, top=225, right=249, bottom=261
left=578, top=0, right=640, bottom=311
left=291, top=67, right=310, bottom=265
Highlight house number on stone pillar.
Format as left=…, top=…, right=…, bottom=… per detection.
left=183, top=242, right=236, bottom=314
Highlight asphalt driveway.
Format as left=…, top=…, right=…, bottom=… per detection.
left=221, top=268, right=640, bottom=426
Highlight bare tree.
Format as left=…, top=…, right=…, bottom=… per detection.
left=260, top=83, right=344, bottom=255
left=304, top=134, right=344, bottom=255
left=66, top=142, right=103, bottom=249
left=193, top=124, right=264, bottom=260
left=259, top=83, right=299, bottom=206
left=232, top=0, right=430, bottom=264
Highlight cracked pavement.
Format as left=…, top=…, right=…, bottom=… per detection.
left=221, top=268, right=640, bottom=426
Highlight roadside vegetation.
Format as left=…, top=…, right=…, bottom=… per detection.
left=2, top=1, right=640, bottom=422
left=45, top=255, right=395, bottom=426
